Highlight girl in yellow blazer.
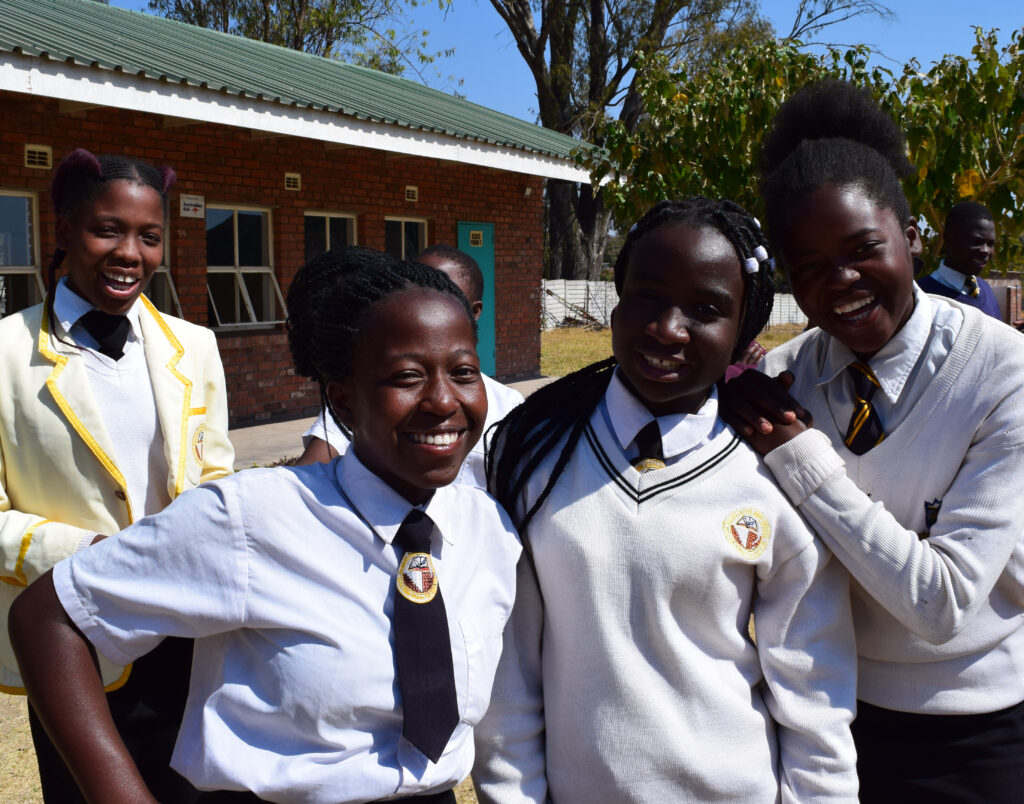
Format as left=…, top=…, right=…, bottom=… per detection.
left=0, top=149, right=233, bottom=802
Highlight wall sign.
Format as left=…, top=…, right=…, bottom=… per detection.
left=180, top=194, right=205, bottom=219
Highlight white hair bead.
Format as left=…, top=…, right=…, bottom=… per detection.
left=753, top=245, right=769, bottom=262
left=743, top=257, right=760, bottom=274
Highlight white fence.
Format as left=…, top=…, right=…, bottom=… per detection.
left=542, top=280, right=807, bottom=329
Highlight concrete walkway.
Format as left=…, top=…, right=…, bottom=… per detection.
left=228, top=375, right=556, bottom=470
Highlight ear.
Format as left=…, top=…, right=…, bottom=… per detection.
left=471, top=300, right=483, bottom=321
left=905, top=217, right=923, bottom=257
left=325, top=380, right=356, bottom=432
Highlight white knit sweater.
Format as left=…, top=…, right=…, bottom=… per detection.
left=763, top=301, right=1024, bottom=714
left=474, top=403, right=858, bottom=803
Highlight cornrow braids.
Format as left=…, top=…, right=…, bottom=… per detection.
left=760, top=81, right=914, bottom=247
left=300, top=253, right=477, bottom=434
left=489, top=196, right=773, bottom=535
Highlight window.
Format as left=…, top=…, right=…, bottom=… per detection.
left=145, top=264, right=182, bottom=318
left=206, top=205, right=285, bottom=327
left=0, top=191, right=43, bottom=320
left=384, top=217, right=427, bottom=259
left=304, top=212, right=357, bottom=263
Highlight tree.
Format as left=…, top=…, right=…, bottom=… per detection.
left=489, top=0, right=893, bottom=280
left=149, top=0, right=447, bottom=77
left=590, top=27, right=1024, bottom=271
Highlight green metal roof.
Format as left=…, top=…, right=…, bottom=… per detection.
left=0, top=0, right=582, bottom=161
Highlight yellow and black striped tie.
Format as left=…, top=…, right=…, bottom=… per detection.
left=844, top=362, right=885, bottom=455
left=964, top=275, right=981, bottom=297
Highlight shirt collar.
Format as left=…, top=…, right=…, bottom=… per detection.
left=335, top=447, right=457, bottom=547
left=605, top=368, right=721, bottom=459
left=817, top=283, right=933, bottom=404
left=54, top=278, right=144, bottom=343
left=934, top=259, right=970, bottom=292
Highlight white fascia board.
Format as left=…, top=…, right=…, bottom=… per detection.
left=0, top=53, right=592, bottom=183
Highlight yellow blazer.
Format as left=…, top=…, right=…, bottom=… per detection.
left=0, top=296, right=234, bottom=691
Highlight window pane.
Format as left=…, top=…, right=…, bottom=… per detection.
left=0, top=273, right=41, bottom=319
left=304, top=215, right=327, bottom=263
left=206, top=208, right=235, bottom=266
left=329, top=216, right=354, bottom=249
left=208, top=272, right=247, bottom=325
left=145, top=272, right=180, bottom=316
left=385, top=220, right=402, bottom=258
left=237, top=211, right=269, bottom=267
left=243, top=272, right=284, bottom=322
left=404, top=221, right=423, bottom=259
left=0, top=196, right=34, bottom=267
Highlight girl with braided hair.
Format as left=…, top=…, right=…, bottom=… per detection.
left=474, top=197, right=857, bottom=803
left=723, top=79, right=1024, bottom=801
left=0, top=148, right=233, bottom=802
left=11, top=249, right=520, bottom=802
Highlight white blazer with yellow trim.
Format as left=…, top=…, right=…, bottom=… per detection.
left=0, top=296, right=234, bottom=690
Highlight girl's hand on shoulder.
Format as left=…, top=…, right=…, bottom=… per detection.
left=719, top=370, right=812, bottom=455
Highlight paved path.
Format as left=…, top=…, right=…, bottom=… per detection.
left=229, top=376, right=556, bottom=469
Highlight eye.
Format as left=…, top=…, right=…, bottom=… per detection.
left=389, top=370, right=423, bottom=387
left=694, top=303, right=723, bottom=319
left=854, top=240, right=882, bottom=257
left=142, top=233, right=162, bottom=246
left=452, top=365, right=481, bottom=382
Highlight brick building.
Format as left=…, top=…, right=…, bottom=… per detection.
left=0, top=0, right=586, bottom=425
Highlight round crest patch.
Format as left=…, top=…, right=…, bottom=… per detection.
left=723, top=507, right=771, bottom=559
left=633, top=457, right=667, bottom=474
left=397, top=551, right=439, bottom=604
left=192, top=425, right=205, bottom=464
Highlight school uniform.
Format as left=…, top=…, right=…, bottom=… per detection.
left=917, top=259, right=1002, bottom=319
left=53, top=450, right=521, bottom=803
left=473, top=371, right=858, bottom=803
left=761, top=285, right=1024, bottom=799
left=303, top=373, right=524, bottom=489
left=0, top=281, right=233, bottom=801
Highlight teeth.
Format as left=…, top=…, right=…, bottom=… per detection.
left=834, top=296, right=874, bottom=315
left=409, top=432, right=459, bottom=446
left=644, top=354, right=682, bottom=370
left=102, top=271, right=139, bottom=288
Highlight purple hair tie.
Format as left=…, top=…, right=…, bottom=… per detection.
left=158, top=165, right=177, bottom=194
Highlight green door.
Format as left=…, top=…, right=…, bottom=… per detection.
left=458, top=222, right=496, bottom=376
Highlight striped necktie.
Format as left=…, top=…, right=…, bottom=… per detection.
left=844, top=362, right=885, bottom=455
left=631, top=421, right=665, bottom=473
left=964, top=275, right=980, bottom=297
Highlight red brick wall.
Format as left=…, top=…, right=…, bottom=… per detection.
left=0, top=92, right=545, bottom=425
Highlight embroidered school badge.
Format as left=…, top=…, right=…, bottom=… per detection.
left=919, top=498, right=942, bottom=540
left=633, top=457, right=667, bottom=474
left=724, top=508, right=771, bottom=559
left=397, top=552, right=439, bottom=604
left=192, top=425, right=205, bottom=464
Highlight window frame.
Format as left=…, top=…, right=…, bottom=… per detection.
left=0, top=189, right=44, bottom=319
left=205, top=203, right=285, bottom=330
left=384, top=216, right=428, bottom=259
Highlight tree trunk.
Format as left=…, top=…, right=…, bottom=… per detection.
left=547, top=181, right=612, bottom=280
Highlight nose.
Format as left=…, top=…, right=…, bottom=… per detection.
left=825, top=259, right=861, bottom=288
left=646, top=306, right=690, bottom=345
left=419, top=372, right=458, bottom=416
left=112, top=235, right=141, bottom=265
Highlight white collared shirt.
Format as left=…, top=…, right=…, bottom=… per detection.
left=929, top=259, right=974, bottom=294
left=814, top=284, right=962, bottom=433
left=53, top=450, right=520, bottom=803
left=603, top=368, right=726, bottom=465
left=54, top=278, right=144, bottom=357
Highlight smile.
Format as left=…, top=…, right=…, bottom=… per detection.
left=407, top=431, right=461, bottom=446
left=833, top=295, right=875, bottom=316
left=101, top=271, right=141, bottom=289
left=643, top=354, right=683, bottom=371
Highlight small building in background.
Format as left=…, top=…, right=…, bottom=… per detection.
left=0, top=0, right=586, bottom=425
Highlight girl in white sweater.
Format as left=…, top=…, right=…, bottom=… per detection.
left=474, top=198, right=858, bottom=803
left=724, top=80, right=1024, bottom=800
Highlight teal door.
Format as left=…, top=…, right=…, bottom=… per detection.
left=458, top=222, right=496, bottom=376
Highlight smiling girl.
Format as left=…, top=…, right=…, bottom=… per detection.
left=473, top=198, right=857, bottom=803
left=0, top=148, right=233, bottom=802
left=724, top=80, right=1024, bottom=801
left=10, top=250, right=520, bottom=803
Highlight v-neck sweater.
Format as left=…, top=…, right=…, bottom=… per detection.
left=763, top=302, right=1024, bottom=714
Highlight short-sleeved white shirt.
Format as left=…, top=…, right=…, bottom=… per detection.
left=54, top=451, right=521, bottom=803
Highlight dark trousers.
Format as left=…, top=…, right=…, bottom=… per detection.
left=29, top=636, right=200, bottom=804
left=853, top=698, right=1024, bottom=803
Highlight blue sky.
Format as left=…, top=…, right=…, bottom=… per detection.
left=108, top=0, right=1021, bottom=123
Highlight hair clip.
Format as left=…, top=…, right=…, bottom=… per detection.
left=751, top=217, right=762, bottom=230
left=743, top=257, right=760, bottom=274
left=752, top=245, right=768, bottom=262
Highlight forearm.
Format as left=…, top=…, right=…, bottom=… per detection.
left=9, top=571, right=154, bottom=803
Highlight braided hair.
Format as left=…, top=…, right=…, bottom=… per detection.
left=488, top=196, right=773, bottom=534
left=287, top=247, right=477, bottom=435
left=45, top=148, right=176, bottom=343
left=760, top=80, right=915, bottom=247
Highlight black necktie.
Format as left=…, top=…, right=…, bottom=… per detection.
left=393, top=509, right=459, bottom=763
left=631, top=420, right=665, bottom=473
left=964, top=275, right=981, bottom=297
left=844, top=362, right=885, bottom=455
left=78, top=310, right=130, bottom=360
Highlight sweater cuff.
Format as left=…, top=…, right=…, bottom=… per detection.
left=763, top=429, right=845, bottom=505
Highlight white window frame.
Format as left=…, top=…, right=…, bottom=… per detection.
left=0, top=189, right=43, bottom=319
left=303, top=211, right=358, bottom=262
left=205, top=204, right=285, bottom=329
left=384, top=216, right=428, bottom=259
